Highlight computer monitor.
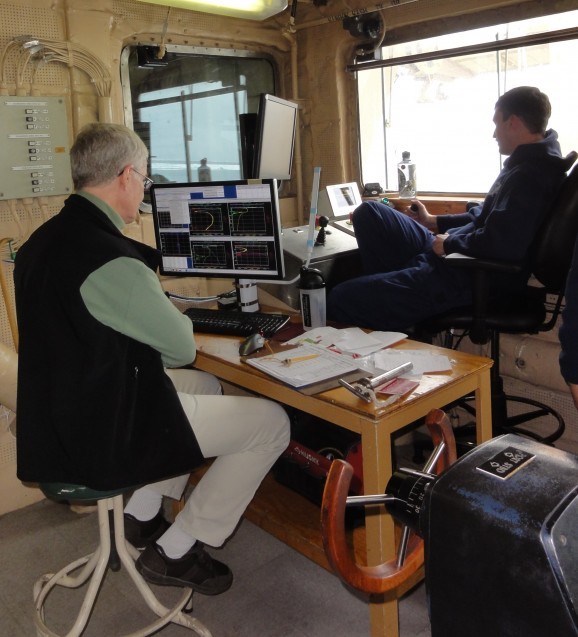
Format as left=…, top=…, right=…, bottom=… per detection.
left=252, top=94, right=298, bottom=181
left=239, top=113, right=258, bottom=181
left=150, top=179, right=285, bottom=282
left=321, top=182, right=363, bottom=238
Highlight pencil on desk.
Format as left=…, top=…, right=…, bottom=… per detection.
left=282, top=353, right=320, bottom=366
left=264, top=340, right=275, bottom=355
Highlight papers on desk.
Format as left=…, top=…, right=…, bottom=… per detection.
left=245, top=326, right=452, bottom=397
left=370, top=350, right=451, bottom=401
left=287, top=326, right=407, bottom=357
left=374, top=349, right=452, bottom=376
left=246, top=343, right=362, bottom=389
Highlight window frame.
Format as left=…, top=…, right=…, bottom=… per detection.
left=354, top=14, right=578, bottom=197
left=120, top=43, right=279, bottom=185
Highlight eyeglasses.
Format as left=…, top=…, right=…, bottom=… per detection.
left=131, top=168, right=154, bottom=192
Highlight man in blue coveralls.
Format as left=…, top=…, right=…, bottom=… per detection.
left=328, top=86, right=569, bottom=331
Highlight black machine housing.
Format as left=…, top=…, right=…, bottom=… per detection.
left=386, top=434, right=578, bottom=637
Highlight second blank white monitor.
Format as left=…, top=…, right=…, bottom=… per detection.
left=325, top=182, right=362, bottom=218
left=253, top=94, right=298, bottom=181
left=319, top=182, right=362, bottom=236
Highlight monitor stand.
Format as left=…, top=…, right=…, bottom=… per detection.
left=236, top=278, right=259, bottom=312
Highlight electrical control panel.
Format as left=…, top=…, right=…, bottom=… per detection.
left=0, top=96, right=73, bottom=200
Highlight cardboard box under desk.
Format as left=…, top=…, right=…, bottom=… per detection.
left=260, top=224, right=362, bottom=310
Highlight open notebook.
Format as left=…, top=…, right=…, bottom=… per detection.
left=245, top=343, right=364, bottom=394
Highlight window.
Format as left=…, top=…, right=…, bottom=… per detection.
left=357, top=10, right=578, bottom=195
left=121, top=45, right=275, bottom=184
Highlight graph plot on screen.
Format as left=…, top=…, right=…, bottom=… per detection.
left=150, top=179, right=285, bottom=281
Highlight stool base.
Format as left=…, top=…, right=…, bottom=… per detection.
left=33, top=493, right=212, bottom=637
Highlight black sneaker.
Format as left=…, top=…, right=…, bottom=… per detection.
left=136, top=542, right=233, bottom=595
left=124, top=511, right=170, bottom=550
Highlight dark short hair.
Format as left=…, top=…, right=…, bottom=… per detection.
left=495, top=86, right=551, bottom=135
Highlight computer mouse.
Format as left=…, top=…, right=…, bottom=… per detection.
left=239, top=333, right=265, bottom=357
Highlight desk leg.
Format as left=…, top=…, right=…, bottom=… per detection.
left=362, top=426, right=399, bottom=637
left=474, top=368, right=493, bottom=443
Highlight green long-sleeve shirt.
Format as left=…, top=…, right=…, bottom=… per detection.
left=77, top=192, right=196, bottom=368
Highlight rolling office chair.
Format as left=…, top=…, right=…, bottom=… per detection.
left=417, top=152, right=578, bottom=446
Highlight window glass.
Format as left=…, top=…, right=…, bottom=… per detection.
left=358, top=10, right=578, bottom=194
left=122, top=47, right=275, bottom=184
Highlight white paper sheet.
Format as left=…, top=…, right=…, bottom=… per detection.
left=286, top=326, right=406, bottom=357
left=373, top=349, right=452, bottom=377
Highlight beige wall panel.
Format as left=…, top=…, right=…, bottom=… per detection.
left=501, top=334, right=567, bottom=393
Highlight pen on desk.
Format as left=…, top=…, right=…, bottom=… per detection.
left=282, top=353, right=320, bottom=366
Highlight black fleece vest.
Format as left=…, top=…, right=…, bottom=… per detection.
left=15, top=195, right=203, bottom=490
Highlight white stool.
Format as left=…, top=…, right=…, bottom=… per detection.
left=34, top=483, right=212, bottom=637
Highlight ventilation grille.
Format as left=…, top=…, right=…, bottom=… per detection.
left=0, top=431, right=16, bottom=469
left=0, top=259, right=16, bottom=350
left=0, top=198, right=64, bottom=227
left=0, top=197, right=65, bottom=349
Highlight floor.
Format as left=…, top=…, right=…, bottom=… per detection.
left=0, top=495, right=431, bottom=637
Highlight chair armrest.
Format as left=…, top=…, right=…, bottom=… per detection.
left=444, top=253, right=524, bottom=274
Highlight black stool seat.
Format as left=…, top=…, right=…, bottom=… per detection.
left=39, top=482, right=128, bottom=501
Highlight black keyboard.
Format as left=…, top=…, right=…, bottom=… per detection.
left=184, top=306, right=291, bottom=338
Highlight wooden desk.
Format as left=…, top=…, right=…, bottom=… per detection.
left=193, top=334, right=493, bottom=637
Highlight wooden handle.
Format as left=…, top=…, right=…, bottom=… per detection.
left=321, top=408, right=456, bottom=594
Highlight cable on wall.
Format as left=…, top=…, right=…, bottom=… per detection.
left=0, top=36, right=113, bottom=121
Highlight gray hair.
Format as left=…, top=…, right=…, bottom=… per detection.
left=71, top=123, right=148, bottom=190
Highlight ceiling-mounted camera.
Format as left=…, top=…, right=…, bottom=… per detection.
left=342, top=12, right=382, bottom=41
left=137, top=45, right=169, bottom=68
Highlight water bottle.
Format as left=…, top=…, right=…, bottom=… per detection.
left=299, top=266, right=326, bottom=330
left=398, top=151, right=416, bottom=199
left=198, top=158, right=211, bottom=182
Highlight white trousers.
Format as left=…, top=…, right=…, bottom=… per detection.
left=140, top=368, right=290, bottom=547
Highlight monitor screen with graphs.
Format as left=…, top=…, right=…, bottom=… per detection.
left=150, top=179, right=285, bottom=280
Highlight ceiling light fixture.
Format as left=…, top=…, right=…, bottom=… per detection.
left=136, top=0, right=288, bottom=21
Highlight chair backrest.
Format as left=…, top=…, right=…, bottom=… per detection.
left=532, top=152, right=578, bottom=291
